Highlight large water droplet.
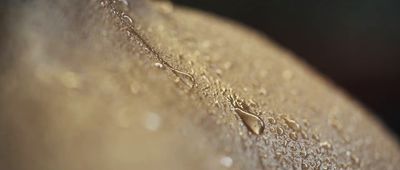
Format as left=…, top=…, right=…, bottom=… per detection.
left=234, top=108, right=265, bottom=135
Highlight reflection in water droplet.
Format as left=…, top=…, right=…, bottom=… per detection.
left=234, top=108, right=265, bottom=135
left=143, top=112, right=161, bottom=131
left=220, top=156, right=233, bottom=168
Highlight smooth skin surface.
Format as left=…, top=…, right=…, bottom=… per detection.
left=1, top=0, right=399, bottom=169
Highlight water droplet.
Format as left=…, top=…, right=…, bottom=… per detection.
left=119, top=0, right=128, bottom=6
left=267, top=117, right=276, bottom=124
left=300, top=130, right=308, bottom=139
left=277, top=127, right=284, bottom=135
left=289, top=132, right=298, bottom=141
left=113, top=0, right=129, bottom=11
left=154, top=62, right=164, bottom=69
left=171, top=68, right=195, bottom=89
left=319, top=141, right=332, bottom=150
left=300, top=149, right=308, bottom=158
left=258, top=88, right=267, bottom=95
left=121, top=12, right=133, bottom=24
left=60, top=71, right=81, bottom=89
left=351, top=155, right=360, bottom=165
left=301, top=162, right=309, bottom=169
left=312, top=133, right=320, bottom=141
left=220, top=156, right=233, bottom=168
left=282, top=116, right=301, bottom=131
left=234, top=108, right=265, bottom=135
left=303, top=119, right=310, bottom=127
left=143, top=112, right=161, bottom=131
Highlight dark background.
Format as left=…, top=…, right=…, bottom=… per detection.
left=172, top=0, right=400, bottom=137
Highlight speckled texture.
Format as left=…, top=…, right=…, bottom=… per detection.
left=0, top=0, right=399, bottom=169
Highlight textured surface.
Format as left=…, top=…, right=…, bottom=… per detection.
left=0, top=0, right=399, bottom=169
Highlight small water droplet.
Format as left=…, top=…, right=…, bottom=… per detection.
left=171, top=68, right=195, bottom=89
left=258, top=88, right=267, bottom=95
left=289, top=132, right=298, bottom=141
left=234, top=108, right=265, bottom=135
left=154, top=62, right=164, bottom=69
left=143, top=112, right=162, bottom=131
left=301, top=162, right=309, bottom=169
left=277, top=127, right=284, bottom=135
left=121, top=12, right=133, bottom=24
left=114, top=0, right=129, bottom=11
left=312, top=133, right=320, bottom=141
left=319, top=141, right=332, bottom=150
left=300, top=149, right=308, bottom=158
left=220, top=156, right=233, bottom=168
left=300, top=130, right=308, bottom=139
left=215, top=68, right=223, bottom=76
left=267, top=117, right=276, bottom=124
left=351, top=154, right=360, bottom=165
left=282, top=116, right=301, bottom=131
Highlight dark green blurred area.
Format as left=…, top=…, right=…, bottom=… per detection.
left=173, top=0, right=400, bottom=137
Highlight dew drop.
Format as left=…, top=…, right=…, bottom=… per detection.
left=277, top=127, right=284, bottom=135
left=319, top=141, right=332, bottom=150
left=154, top=62, right=164, bottom=69
left=300, top=149, right=308, bottom=158
left=283, top=116, right=301, bottom=131
left=289, top=132, right=298, bottom=141
left=121, top=13, right=133, bottom=24
left=234, top=108, right=265, bottom=135
left=267, top=117, right=276, bottom=124
left=300, top=130, right=308, bottom=139
left=351, top=155, right=360, bottom=165
left=258, top=88, right=267, bottom=95
left=312, top=133, right=320, bottom=141
left=171, top=69, right=195, bottom=89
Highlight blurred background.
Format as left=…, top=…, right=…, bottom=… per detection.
left=172, top=0, right=400, bottom=137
